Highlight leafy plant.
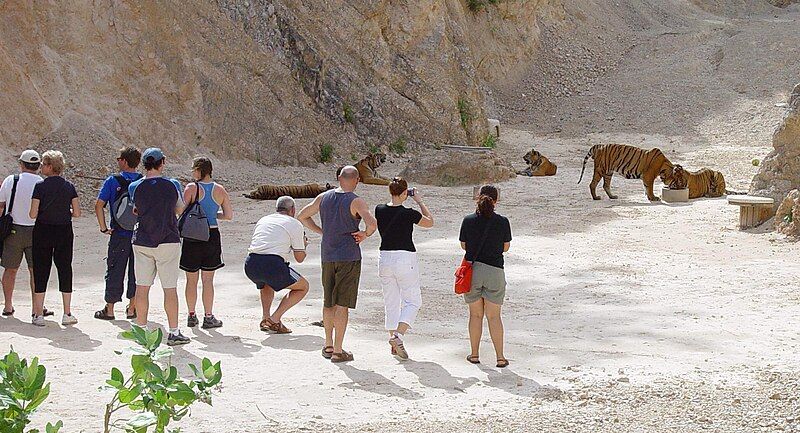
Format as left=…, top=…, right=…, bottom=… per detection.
left=466, top=0, right=504, bottom=12
left=103, top=326, right=222, bottom=433
left=0, top=348, right=63, bottom=433
left=482, top=134, right=497, bottom=148
left=784, top=212, right=793, bottom=224
left=319, top=144, right=334, bottom=163
left=457, top=97, right=474, bottom=131
left=343, top=102, right=355, bottom=124
left=367, top=143, right=380, bottom=155
left=389, top=137, right=407, bottom=154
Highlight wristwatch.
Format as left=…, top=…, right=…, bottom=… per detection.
left=101, top=228, right=110, bottom=234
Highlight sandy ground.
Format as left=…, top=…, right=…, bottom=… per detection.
left=0, top=125, right=798, bottom=432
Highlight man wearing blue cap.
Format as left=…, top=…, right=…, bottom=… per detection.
left=128, top=148, right=189, bottom=345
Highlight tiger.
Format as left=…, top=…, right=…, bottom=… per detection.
left=662, top=165, right=729, bottom=199
left=337, top=153, right=391, bottom=185
left=516, top=148, right=557, bottom=177
left=244, top=183, right=334, bottom=200
left=578, top=144, right=674, bottom=201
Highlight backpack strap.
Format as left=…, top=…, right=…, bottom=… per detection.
left=4, top=175, right=20, bottom=217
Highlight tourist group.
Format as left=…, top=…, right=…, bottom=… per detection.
left=0, top=147, right=513, bottom=367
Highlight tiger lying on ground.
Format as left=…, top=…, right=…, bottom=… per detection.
left=244, top=183, right=334, bottom=200
left=578, top=143, right=674, bottom=201
left=337, top=153, right=391, bottom=185
left=516, top=148, right=557, bottom=176
left=663, top=165, right=741, bottom=199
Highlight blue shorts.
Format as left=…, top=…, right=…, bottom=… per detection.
left=244, top=253, right=301, bottom=291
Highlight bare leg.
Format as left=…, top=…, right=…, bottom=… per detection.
left=270, top=277, right=309, bottom=323
left=184, top=271, right=199, bottom=314
left=32, top=292, right=44, bottom=317
left=484, top=300, right=505, bottom=361
left=134, top=285, right=151, bottom=327
left=61, top=292, right=72, bottom=316
left=200, top=270, right=215, bottom=316
left=260, top=286, right=275, bottom=321
left=590, top=171, right=603, bottom=200
left=163, top=287, right=179, bottom=329
left=2, top=268, right=18, bottom=313
left=468, top=299, right=485, bottom=357
left=603, top=174, right=618, bottom=199
left=323, top=306, right=335, bottom=348
left=396, top=322, right=410, bottom=335
left=332, top=306, right=349, bottom=353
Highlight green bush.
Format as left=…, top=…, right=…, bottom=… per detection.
left=319, top=144, right=334, bottom=163
left=389, top=137, right=407, bottom=154
left=482, top=134, right=497, bottom=148
left=466, top=0, right=503, bottom=12
left=367, top=143, right=380, bottom=155
left=457, top=97, right=474, bottom=131
left=103, top=326, right=222, bottom=433
left=0, top=349, right=63, bottom=433
left=343, top=102, right=355, bottom=124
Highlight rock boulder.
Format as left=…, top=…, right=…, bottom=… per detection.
left=399, top=149, right=515, bottom=186
left=774, top=189, right=800, bottom=237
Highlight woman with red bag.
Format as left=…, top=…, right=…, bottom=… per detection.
left=458, top=185, right=511, bottom=368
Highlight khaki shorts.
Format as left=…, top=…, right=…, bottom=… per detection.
left=133, top=243, right=181, bottom=289
left=322, top=260, right=361, bottom=309
left=1, top=225, right=34, bottom=269
left=464, top=261, right=506, bottom=305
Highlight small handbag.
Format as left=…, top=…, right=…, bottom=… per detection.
left=454, top=218, right=493, bottom=295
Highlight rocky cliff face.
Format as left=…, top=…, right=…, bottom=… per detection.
left=0, top=0, right=555, bottom=174
left=750, top=83, right=800, bottom=208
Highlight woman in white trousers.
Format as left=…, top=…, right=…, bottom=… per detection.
left=374, top=177, right=434, bottom=359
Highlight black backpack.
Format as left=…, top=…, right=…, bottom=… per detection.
left=0, top=175, right=20, bottom=256
left=110, top=174, right=141, bottom=231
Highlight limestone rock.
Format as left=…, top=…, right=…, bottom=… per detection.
left=750, top=83, right=800, bottom=209
left=399, top=149, right=515, bottom=186
left=774, top=189, right=800, bottom=237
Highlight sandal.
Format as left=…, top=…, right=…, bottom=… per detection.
left=466, top=354, right=480, bottom=364
left=496, top=358, right=510, bottom=368
left=321, top=346, right=334, bottom=359
left=259, top=319, right=271, bottom=332
left=2, top=308, right=14, bottom=316
left=262, top=318, right=292, bottom=334
left=330, top=351, right=354, bottom=363
left=94, top=306, right=115, bottom=321
left=126, top=306, right=137, bottom=320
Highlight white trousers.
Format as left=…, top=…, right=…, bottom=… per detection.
left=379, top=250, right=422, bottom=331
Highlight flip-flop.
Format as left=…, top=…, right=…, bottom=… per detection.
left=466, top=354, right=480, bottom=364
left=496, top=358, right=510, bottom=368
left=2, top=308, right=14, bottom=316
left=43, top=308, right=54, bottom=317
left=321, top=346, right=334, bottom=359
left=330, top=351, right=354, bottom=363
left=94, top=307, right=115, bottom=321
left=126, top=307, right=136, bottom=320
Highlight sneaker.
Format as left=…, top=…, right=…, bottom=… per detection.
left=167, top=331, right=191, bottom=346
left=187, top=313, right=199, bottom=328
left=31, top=315, right=45, bottom=327
left=61, top=313, right=78, bottom=326
left=389, top=334, right=409, bottom=360
left=201, top=315, right=223, bottom=329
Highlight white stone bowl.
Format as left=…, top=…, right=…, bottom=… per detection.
left=662, top=187, right=689, bottom=203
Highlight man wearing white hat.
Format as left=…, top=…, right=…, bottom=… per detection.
left=0, top=150, right=44, bottom=317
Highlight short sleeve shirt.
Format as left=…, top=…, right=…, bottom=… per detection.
left=129, top=176, right=183, bottom=247
left=0, top=172, right=43, bottom=226
left=375, top=204, right=422, bottom=252
left=31, top=176, right=78, bottom=225
left=248, top=213, right=305, bottom=262
left=98, top=171, right=142, bottom=236
left=459, top=213, right=512, bottom=268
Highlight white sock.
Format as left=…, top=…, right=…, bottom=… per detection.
left=169, top=327, right=180, bottom=335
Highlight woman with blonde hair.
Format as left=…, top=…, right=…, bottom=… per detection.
left=29, top=150, right=80, bottom=326
left=459, top=185, right=511, bottom=367
left=374, top=177, right=433, bottom=359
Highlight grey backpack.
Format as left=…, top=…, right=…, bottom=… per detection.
left=111, top=175, right=141, bottom=231
left=178, top=183, right=210, bottom=242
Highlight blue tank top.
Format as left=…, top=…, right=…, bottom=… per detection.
left=320, top=189, right=361, bottom=262
left=196, top=182, right=220, bottom=228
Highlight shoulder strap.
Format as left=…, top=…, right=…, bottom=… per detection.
left=113, top=174, right=133, bottom=190
left=5, top=175, right=20, bottom=216
left=193, top=182, right=200, bottom=204
left=470, top=216, right=494, bottom=265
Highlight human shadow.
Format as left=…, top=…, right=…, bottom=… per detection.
left=0, top=316, right=101, bottom=352
left=336, top=363, right=423, bottom=401
left=401, top=360, right=479, bottom=394
left=480, top=365, right=552, bottom=398
left=260, top=333, right=325, bottom=352
left=191, top=328, right=262, bottom=358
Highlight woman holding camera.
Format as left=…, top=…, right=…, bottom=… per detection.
left=459, top=185, right=511, bottom=368
left=374, top=177, right=434, bottom=359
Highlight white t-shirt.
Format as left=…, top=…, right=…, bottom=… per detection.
left=0, top=172, right=43, bottom=226
left=248, top=213, right=305, bottom=262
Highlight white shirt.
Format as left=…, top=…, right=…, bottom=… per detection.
left=0, top=172, right=43, bottom=226
left=248, top=213, right=305, bottom=262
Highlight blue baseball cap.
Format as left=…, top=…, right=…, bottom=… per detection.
left=142, top=148, right=164, bottom=163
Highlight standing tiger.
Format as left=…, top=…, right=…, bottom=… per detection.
left=578, top=144, right=674, bottom=201
left=337, top=153, right=391, bottom=185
